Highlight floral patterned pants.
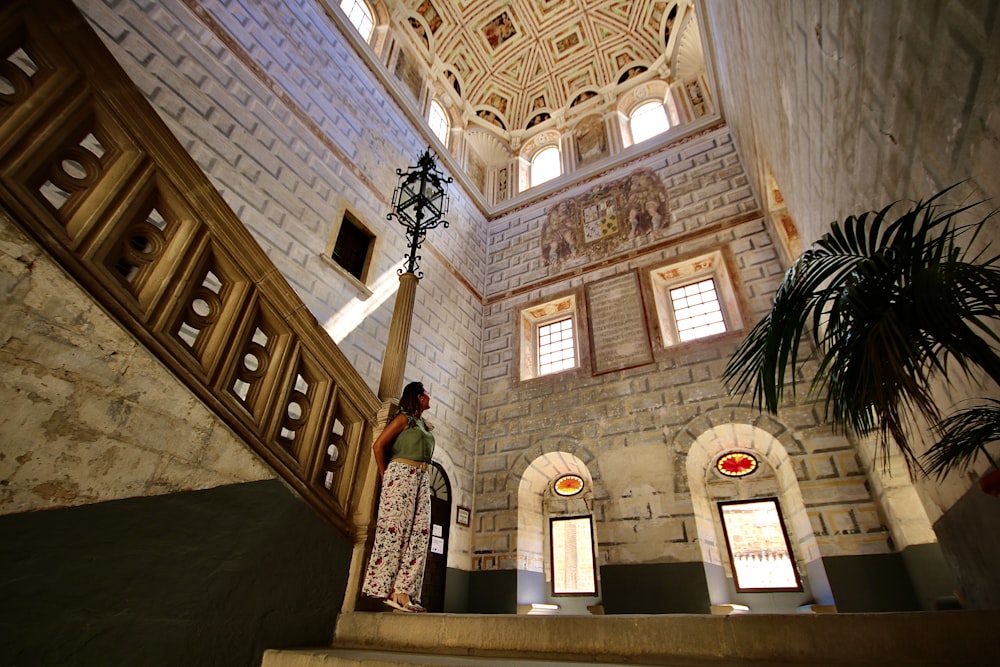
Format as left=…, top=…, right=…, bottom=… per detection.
left=362, top=460, right=431, bottom=602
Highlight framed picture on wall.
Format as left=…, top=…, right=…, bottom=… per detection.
left=456, top=505, right=471, bottom=526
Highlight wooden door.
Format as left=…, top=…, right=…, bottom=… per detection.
left=419, top=463, right=451, bottom=611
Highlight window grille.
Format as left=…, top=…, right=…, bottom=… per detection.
left=538, top=317, right=575, bottom=375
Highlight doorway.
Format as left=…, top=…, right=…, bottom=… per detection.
left=419, top=462, right=451, bottom=611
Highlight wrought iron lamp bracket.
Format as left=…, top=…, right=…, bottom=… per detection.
left=388, top=148, right=453, bottom=278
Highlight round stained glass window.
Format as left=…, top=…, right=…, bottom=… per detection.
left=716, top=452, right=758, bottom=477
left=554, top=474, right=584, bottom=496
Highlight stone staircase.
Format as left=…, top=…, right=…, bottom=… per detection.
left=261, top=610, right=1000, bottom=666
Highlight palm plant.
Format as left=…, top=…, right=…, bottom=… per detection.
left=924, top=399, right=1000, bottom=480
left=724, top=185, right=1000, bottom=475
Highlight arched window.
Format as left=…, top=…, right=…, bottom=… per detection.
left=340, top=0, right=374, bottom=41
left=428, top=99, right=449, bottom=147
left=529, top=145, right=561, bottom=188
left=629, top=100, right=669, bottom=144
left=547, top=474, right=596, bottom=596
left=718, top=497, right=802, bottom=592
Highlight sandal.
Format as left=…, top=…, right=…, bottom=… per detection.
left=383, top=597, right=410, bottom=612
left=383, top=594, right=424, bottom=613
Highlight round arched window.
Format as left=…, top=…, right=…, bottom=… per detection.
left=340, top=0, right=375, bottom=41
left=629, top=99, right=669, bottom=144
left=716, top=452, right=758, bottom=478
left=529, top=145, right=561, bottom=188
left=553, top=474, right=584, bottom=496
left=428, top=99, right=450, bottom=147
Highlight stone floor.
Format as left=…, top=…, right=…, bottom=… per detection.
left=261, top=610, right=1000, bottom=667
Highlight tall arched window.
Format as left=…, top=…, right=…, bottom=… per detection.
left=548, top=474, right=596, bottom=596
left=530, top=145, right=561, bottom=188
left=629, top=100, right=669, bottom=144
left=718, top=497, right=802, bottom=592
left=340, top=0, right=374, bottom=41
left=428, top=99, right=450, bottom=147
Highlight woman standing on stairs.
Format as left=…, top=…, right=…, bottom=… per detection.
left=362, top=381, right=435, bottom=613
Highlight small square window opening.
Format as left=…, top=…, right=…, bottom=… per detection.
left=670, top=277, right=726, bottom=342
left=519, top=295, right=581, bottom=381
left=649, top=249, right=743, bottom=348
left=538, top=317, right=575, bottom=375
left=331, top=212, right=374, bottom=282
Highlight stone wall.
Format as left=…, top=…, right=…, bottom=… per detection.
left=703, top=0, right=1000, bottom=608
left=703, top=0, right=1000, bottom=495
left=16, top=0, right=982, bottom=612
left=74, top=0, right=486, bottom=562
left=0, top=477, right=353, bottom=667
left=1, top=202, right=351, bottom=665
left=704, top=0, right=1000, bottom=250
left=475, top=126, right=907, bottom=610
left=0, top=212, right=272, bottom=514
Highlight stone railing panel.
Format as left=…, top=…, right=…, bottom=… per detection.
left=0, top=0, right=379, bottom=537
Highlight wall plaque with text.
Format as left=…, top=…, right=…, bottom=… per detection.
left=585, top=271, right=653, bottom=374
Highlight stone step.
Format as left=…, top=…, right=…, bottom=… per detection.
left=261, top=610, right=1000, bottom=666
left=262, top=648, right=690, bottom=666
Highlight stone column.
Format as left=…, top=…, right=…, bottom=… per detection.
left=377, top=271, right=419, bottom=402
left=342, top=270, right=419, bottom=613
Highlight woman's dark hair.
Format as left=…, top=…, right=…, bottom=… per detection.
left=398, top=381, right=425, bottom=416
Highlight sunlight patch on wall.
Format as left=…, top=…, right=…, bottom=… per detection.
left=324, top=261, right=405, bottom=343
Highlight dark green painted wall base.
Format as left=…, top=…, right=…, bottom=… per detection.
left=823, top=552, right=921, bottom=612
left=466, top=563, right=714, bottom=616
left=933, top=483, right=1000, bottom=609
left=463, top=553, right=947, bottom=616
left=465, top=563, right=714, bottom=616
left=0, top=479, right=352, bottom=667
left=600, top=562, right=712, bottom=614
left=443, top=566, right=470, bottom=613
left=467, top=569, right=517, bottom=614
left=901, top=542, right=959, bottom=610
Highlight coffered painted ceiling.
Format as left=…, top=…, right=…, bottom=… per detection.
left=389, top=0, right=705, bottom=136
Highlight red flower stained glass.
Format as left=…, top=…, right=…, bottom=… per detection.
left=554, top=474, right=584, bottom=496
left=717, top=452, right=758, bottom=477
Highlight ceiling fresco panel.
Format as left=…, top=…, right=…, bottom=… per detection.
left=395, top=0, right=699, bottom=132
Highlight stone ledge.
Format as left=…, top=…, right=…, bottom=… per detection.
left=315, top=610, right=1000, bottom=666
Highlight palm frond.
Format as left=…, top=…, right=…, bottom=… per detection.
left=924, top=401, right=1000, bottom=479
left=724, top=184, right=1000, bottom=472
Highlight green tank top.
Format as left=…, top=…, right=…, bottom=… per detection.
left=391, top=415, right=435, bottom=463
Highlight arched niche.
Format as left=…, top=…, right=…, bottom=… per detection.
left=515, top=447, right=600, bottom=614
left=680, top=411, right=835, bottom=611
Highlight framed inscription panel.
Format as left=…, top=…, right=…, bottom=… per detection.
left=585, top=270, right=653, bottom=374
left=550, top=515, right=597, bottom=595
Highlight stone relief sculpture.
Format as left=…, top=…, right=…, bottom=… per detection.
left=625, top=170, right=667, bottom=236
left=541, top=200, right=579, bottom=266
left=540, top=168, right=669, bottom=267
left=394, top=49, right=423, bottom=101
left=467, top=150, right=486, bottom=194
left=496, top=167, right=508, bottom=202
left=687, top=78, right=707, bottom=117
left=573, top=115, right=608, bottom=167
